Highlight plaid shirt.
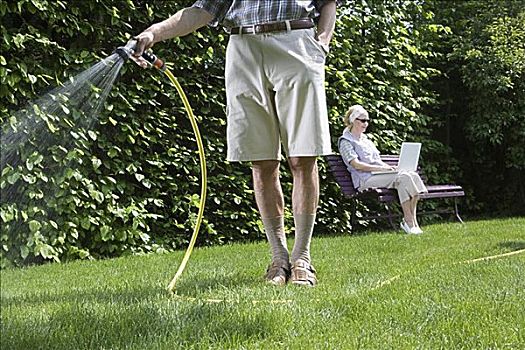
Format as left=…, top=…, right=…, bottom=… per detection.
left=192, top=0, right=336, bottom=29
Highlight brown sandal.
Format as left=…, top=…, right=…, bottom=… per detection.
left=291, top=260, right=317, bottom=287
left=264, top=261, right=291, bottom=286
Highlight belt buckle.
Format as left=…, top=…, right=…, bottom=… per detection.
left=245, top=24, right=256, bottom=34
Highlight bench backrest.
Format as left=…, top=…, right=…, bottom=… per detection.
left=325, top=154, right=358, bottom=197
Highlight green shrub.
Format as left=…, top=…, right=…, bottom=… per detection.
left=430, top=1, right=525, bottom=215
left=1, top=0, right=448, bottom=266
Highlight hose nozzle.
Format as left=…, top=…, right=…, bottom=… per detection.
left=114, top=39, right=165, bottom=71
left=140, top=50, right=165, bottom=71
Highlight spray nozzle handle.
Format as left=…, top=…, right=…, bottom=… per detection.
left=140, top=50, right=165, bottom=71
left=116, top=39, right=165, bottom=70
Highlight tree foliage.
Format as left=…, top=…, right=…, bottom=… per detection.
left=429, top=0, right=525, bottom=215
left=1, top=0, right=251, bottom=267
left=1, top=0, right=455, bottom=267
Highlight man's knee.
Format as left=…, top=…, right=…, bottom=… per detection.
left=288, top=157, right=317, bottom=176
left=252, top=160, right=280, bottom=181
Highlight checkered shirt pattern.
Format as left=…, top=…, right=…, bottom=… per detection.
left=192, top=0, right=336, bottom=29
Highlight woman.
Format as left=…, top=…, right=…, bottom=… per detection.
left=338, top=105, right=427, bottom=234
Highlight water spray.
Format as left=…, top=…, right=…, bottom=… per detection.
left=115, top=39, right=207, bottom=293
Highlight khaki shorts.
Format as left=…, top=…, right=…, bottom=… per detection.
left=225, top=28, right=332, bottom=161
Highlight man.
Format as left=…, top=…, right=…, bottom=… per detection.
left=133, top=0, right=337, bottom=286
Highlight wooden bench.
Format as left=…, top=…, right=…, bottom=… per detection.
left=324, top=154, right=465, bottom=229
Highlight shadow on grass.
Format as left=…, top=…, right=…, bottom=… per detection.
left=2, top=269, right=257, bottom=307
left=4, top=299, right=276, bottom=349
left=175, top=269, right=258, bottom=295
left=2, top=273, right=278, bottom=349
left=498, top=241, right=525, bottom=252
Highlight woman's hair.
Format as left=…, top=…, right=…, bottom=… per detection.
left=344, top=105, right=368, bottom=128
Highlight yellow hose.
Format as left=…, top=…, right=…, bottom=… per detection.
left=161, top=69, right=207, bottom=293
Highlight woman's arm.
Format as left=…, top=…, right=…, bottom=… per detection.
left=340, top=138, right=394, bottom=172
left=350, top=159, right=394, bottom=172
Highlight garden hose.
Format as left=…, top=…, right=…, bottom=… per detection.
left=163, top=68, right=207, bottom=293
left=115, top=41, right=207, bottom=293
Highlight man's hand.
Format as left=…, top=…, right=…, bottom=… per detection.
left=131, top=31, right=155, bottom=68
left=316, top=1, right=336, bottom=52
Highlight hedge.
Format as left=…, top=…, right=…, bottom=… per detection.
left=1, top=0, right=451, bottom=267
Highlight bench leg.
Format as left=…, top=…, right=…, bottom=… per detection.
left=385, top=203, right=397, bottom=230
left=350, top=201, right=356, bottom=232
left=454, top=198, right=464, bottom=224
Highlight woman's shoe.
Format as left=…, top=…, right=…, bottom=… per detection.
left=410, top=226, right=423, bottom=234
left=401, top=220, right=422, bottom=235
left=400, top=220, right=411, bottom=234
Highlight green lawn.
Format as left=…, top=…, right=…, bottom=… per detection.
left=2, top=218, right=524, bottom=349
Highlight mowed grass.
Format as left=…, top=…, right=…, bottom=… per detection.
left=1, top=218, right=524, bottom=349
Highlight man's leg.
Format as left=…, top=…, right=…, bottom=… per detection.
left=252, top=160, right=289, bottom=285
left=287, top=156, right=319, bottom=286
left=252, top=160, right=284, bottom=218
left=288, top=156, right=319, bottom=264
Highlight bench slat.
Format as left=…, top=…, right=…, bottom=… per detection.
left=420, top=191, right=465, bottom=199
left=426, top=185, right=464, bottom=192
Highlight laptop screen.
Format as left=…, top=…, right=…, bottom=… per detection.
left=397, top=142, right=422, bottom=172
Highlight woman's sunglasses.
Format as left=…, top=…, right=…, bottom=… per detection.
left=355, top=118, right=370, bottom=123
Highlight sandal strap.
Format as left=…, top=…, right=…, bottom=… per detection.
left=291, top=261, right=317, bottom=286
left=265, top=261, right=291, bottom=279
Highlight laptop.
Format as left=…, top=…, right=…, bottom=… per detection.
left=371, top=142, right=422, bottom=175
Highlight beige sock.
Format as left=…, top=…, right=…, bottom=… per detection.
left=261, top=216, right=289, bottom=264
left=291, top=213, right=316, bottom=264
